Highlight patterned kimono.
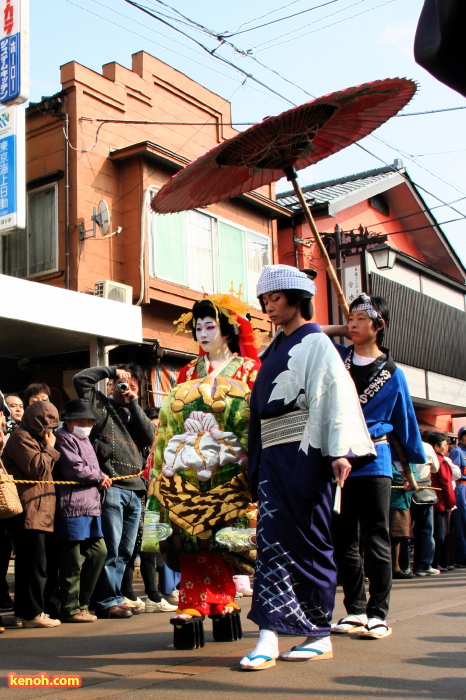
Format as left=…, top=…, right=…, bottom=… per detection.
left=146, top=354, right=260, bottom=616
left=247, top=324, right=374, bottom=637
left=177, top=355, right=259, bottom=389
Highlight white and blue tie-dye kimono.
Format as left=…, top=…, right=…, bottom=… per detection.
left=247, top=323, right=375, bottom=637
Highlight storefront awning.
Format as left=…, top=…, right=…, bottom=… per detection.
left=0, top=275, right=142, bottom=359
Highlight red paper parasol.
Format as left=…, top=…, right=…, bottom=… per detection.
left=151, top=78, right=417, bottom=318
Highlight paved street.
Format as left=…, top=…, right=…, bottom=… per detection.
left=1, top=570, right=465, bottom=699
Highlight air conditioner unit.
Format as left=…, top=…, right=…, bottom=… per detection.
left=94, top=280, right=133, bottom=304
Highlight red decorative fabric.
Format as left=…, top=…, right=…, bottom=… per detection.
left=176, top=356, right=259, bottom=391
left=178, top=552, right=236, bottom=615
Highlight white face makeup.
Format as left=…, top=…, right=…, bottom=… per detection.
left=195, top=316, right=227, bottom=355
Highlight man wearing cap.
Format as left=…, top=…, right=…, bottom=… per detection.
left=73, top=364, right=155, bottom=619
left=240, top=265, right=375, bottom=670
left=55, top=400, right=112, bottom=623
left=450, top=427, right=466, bottom=567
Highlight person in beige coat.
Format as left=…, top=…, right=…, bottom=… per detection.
left=3, top=401, right=61, bottom=628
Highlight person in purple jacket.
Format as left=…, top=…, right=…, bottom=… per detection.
left=54, top=399, right=112, bottom=623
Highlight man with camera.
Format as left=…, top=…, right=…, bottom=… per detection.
left=73, top=364, right=155, bottom=619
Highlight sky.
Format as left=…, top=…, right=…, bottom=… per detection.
left=28, top=0, right=466, bottom=264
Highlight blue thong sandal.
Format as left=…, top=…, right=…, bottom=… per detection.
left=240, top=653, right=276, bottom=671
left=281, top=646, right=334, bottom=661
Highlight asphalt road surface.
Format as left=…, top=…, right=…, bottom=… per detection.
left=1, top=569, right=465, bottom=699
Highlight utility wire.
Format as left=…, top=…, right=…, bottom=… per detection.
left=372, top=134, right=466, bottom=199
left=254, top=0, right=370, bottom=51
left=397, top=105, right=466, bottom=117
left=318, top=216, right=466, bottom=239
left=257, top=0, right=396, bottom=52
left=122, top=1, right=466, bottom=223
left=69, top=1, right=466, bottom=234
left=229, top=0, right=308, bottom=34
left=288, top=193, right=466, bottom=230
left=222, top=0, right=344, bottom=37
left=63, top=0, right=237, bottom=85
left=124, top=0, right=297, bottom=105
left=125, top=0, right=316, bottom=103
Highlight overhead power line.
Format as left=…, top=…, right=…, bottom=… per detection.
left=254, top=0, right=371, bottom=51
left=222, top=0, right=344, bottom=37
left=397, top=105, right=466, bottom=117
left=256, top=0, right=396, bottom=52
left=67, top=0, right=466, bottom=232
left=229, top=0, right=308, bottom=34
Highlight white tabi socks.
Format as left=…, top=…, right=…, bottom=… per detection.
left=240, top=629, right=279, bottom=670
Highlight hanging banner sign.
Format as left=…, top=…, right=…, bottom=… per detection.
left=0, top=104, right=25, bottom=232
left=0, top=0, right=29, bottom=105
left=343, top=264, right=362, bottom=304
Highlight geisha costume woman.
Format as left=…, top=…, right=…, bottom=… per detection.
left=145, top=294, right=260, bottom=649
left=240, top=265, right=375, bottom=670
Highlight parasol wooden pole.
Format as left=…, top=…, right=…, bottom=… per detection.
left=285, top=167, right=350, bottom=321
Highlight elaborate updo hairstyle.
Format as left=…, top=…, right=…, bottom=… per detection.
left=258, top=289, right=313, bottom=321
left=191, top=299, right=240, bottom=354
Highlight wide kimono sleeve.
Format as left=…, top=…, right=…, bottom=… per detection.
left=390, top=369, right=426, bottom=465
left=176, top=359, right=197, bottom=386
left=267, top=332, right=375, bottom=460
left=236, top=358, right=261, bottom=390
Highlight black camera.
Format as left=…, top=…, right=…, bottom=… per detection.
left=116, top=381, right=129, bottom=392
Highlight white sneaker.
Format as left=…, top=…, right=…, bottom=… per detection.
left=22, top=613, right=61, bottom=628
left=414, top=567, right=440, bottom=577
left=162, top=590, right=179, bottom=606
left=123, top=596, right=145, bottom=611
left=145, top=597, right=178, bottom=613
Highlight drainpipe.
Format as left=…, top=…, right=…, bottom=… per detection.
left=56, top=108, right=70, bottom=289
left=136, top=186, right=151, bottom=306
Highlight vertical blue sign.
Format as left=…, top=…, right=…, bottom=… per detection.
left=0, top=105, right=25, bottom=232
left=0, top=33, right=20, bottom=103
left=0, top=0, right=28, bottom=106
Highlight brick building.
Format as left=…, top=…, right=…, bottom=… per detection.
left=0, top=51, right=287, bottom=406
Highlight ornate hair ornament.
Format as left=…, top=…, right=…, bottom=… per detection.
left=173, top=286, right=249, bottom=336
left=256, top=264, right=316, bottom=298
left=351, top=293, right=381, bottom=320
left=173, top=284, right=263, bottom=358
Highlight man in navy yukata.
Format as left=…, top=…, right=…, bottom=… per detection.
left=324, top=293, right=425, bottom=639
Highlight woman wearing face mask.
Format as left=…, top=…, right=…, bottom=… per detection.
left=54, top=399, right=111, bottom=623
left=146, top=294, right=260, bottom=649
left=3, top=400, right=61, bottom=628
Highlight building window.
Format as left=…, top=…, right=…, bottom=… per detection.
left=1, top=183, right=58, bottom=278
left=149, top=204, right=270, bottom=303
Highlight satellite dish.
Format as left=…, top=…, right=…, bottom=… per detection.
left=97, top=199, right=110, bottom=235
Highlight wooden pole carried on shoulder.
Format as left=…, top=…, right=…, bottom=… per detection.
left=284, top=166, right=350, bottom=321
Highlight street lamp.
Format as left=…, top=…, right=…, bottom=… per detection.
left=370, top=243, right=397, bottom=270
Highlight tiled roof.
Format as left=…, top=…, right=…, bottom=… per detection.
left=277, top=163, right=405, bottom=210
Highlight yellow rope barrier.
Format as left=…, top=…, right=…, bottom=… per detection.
left=0, top=471, right=143, bottom=486
left=392, top=485, right=441, bottom=490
